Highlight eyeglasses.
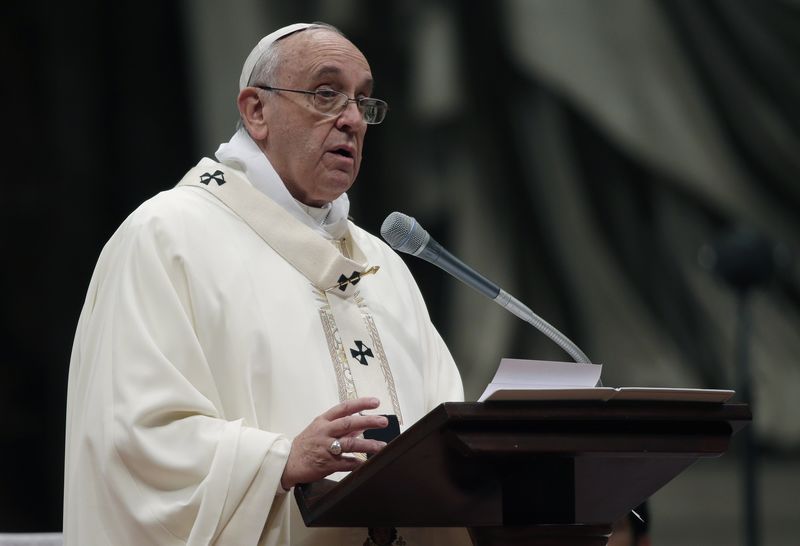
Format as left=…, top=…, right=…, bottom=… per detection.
left=255, top=85, right=388, bottom=125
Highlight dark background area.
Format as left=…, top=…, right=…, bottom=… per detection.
left=2, top=1, right=799, bottom=542
left=1, top=1, right=196, bottom=531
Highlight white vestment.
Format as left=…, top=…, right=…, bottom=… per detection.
left=64, top=158, right=469, bottom=545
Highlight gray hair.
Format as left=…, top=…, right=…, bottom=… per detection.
left=248, top=22, right=346, bottom=87
left=237, top=22, right=346, bottom=130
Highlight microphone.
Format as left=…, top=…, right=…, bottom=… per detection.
left=380, top=211, right=591, bottom=364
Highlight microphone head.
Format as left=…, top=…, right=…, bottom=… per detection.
left=380, top=212, right=430, bottom=255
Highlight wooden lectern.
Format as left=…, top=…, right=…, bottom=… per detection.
left=296, top=401, right=750, bottom=546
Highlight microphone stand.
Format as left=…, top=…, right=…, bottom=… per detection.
left=735, top=291, right=758, bottom=546
left=704, top=225, right=776, bottom=546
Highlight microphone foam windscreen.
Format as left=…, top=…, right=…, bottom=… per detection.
left=380, top=212, right=427, bottom=254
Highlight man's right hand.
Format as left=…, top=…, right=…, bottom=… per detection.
left=280, top=397, right=389, bottom=490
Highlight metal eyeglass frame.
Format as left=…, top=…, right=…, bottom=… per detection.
left=255, top=85, right=388, bottom=125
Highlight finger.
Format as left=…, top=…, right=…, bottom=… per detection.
left=338, top=436, right=387, bottom=455
left=321, top=397, right=381, bottom=421
left=331, top=456, right=366, bottom=474
left=329, top=414, right=388, bottom=438
left=325, top=437, right=345, bottom=458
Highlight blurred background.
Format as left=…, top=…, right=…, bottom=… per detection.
left=1, top=0, right=798, bottom=544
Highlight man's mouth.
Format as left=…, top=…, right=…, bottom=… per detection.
left=329, top=146, right=354, bottom=159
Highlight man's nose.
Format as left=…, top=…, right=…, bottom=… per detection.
left=335, top=100, right=365, bottom=131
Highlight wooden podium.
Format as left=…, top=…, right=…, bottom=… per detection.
left=296, top=400, right=750, bottom=545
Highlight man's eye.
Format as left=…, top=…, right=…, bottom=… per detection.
left=316, top=89, right=339, bottom=100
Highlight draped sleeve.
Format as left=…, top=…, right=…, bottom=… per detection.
left=64, top=194, right=291, bottom=546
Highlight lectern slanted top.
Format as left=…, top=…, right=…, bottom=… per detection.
left=296, top=400, right=750, bottom=546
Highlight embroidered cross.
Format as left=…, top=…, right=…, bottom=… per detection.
left=337, top=271, right=361, bottom=292
left=365, top=527, right=406, bottom=546
left=350, top=340, right=374, bottom=366
left=325, top=266, right=380, bottom=292
left=199, top=170, right=226, bottom=186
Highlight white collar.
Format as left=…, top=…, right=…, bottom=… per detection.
left=214, top=129, right=350, bottom=239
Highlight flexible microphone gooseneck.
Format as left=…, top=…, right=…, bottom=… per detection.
left=380, top=211, right=591, bottom=364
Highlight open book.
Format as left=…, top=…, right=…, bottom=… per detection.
left=478, top=359, right=734, bottom=403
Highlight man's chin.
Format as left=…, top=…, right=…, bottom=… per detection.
left=319, top=173, right=355, bottom=201
left=302, top=186, right=353, bottom=207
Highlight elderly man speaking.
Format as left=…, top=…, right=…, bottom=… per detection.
left=64, top=22, right=469, bottom=546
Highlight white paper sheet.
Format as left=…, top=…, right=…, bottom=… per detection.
left=478, top=359, right=734, bottom=403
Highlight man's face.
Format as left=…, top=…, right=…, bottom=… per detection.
left=260, top=30, right=373, bottom=206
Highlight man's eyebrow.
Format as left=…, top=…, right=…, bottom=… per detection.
left=312, top=65, right=374, bottom=94
left=312, top=65, right=342, bottom=79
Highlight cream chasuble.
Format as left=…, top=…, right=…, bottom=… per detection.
left=176, top=161, right=404, bottom=422
left=64, top=158, right=468, bottom=546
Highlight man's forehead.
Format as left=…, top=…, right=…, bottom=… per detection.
left=280, top=30, right=372, bottom=85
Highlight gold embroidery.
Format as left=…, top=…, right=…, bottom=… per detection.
left=315, top=285, right=403, bottom=424
left=356, top=294, right=404, bottom=424
left=315, top=288, right=357, bottom=403
left=331, top=237, right=353, bottom=259
left=323, top=265, right=380, bottom=292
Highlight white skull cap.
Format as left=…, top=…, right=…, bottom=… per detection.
left=239, top=23, right=314, bottom=91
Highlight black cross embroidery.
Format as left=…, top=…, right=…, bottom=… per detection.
left=350, top=340, right=374, bottom=366
left=199, top=170, right=226, bottom=186
left=366, top=527, right=405, bottom=546
left=337, top=271, right=361, bottom=292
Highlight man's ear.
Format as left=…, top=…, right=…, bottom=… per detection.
left=237, top=88, right=269, bottom=141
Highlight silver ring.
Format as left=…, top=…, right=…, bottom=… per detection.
left=329, top=438, right=343, bottom=456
